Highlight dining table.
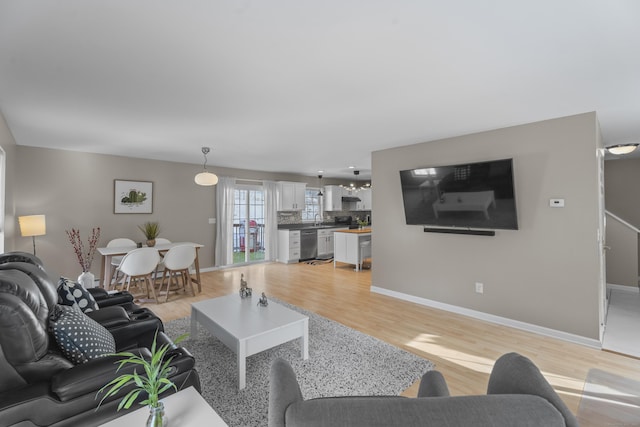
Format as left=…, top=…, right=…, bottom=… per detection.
left=97, top=242, right=204, bottom=292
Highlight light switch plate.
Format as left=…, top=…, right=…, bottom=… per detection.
left=549, top=199, right=565, bottom=208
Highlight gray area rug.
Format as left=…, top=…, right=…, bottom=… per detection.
left=577, top=368, right=640, bottom=427
left=164, top=299, right=434, bottom=427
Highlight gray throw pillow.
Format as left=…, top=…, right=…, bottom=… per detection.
left=49, top=304, right=116, bottom=364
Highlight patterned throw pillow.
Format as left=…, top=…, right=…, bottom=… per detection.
left=57, top=277, right=99, bottom=312
left=49, top=305, right=116, bottom=364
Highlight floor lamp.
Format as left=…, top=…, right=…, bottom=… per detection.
left=18, top=214, right=46, bottom=256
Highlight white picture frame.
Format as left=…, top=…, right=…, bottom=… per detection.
left=114, top=180, right=153, bottom=214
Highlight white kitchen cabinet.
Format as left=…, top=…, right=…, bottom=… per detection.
left=356, top=188, right=372, bottom=210
left=323, top=185, right=343, bottom=211
left=340, top=187, right=372, bottom=211
left=317, top=227, right=348, bottom=258
left=277, top=229, right=301, bottom=263
left=277, top=182, right=306, bottom=211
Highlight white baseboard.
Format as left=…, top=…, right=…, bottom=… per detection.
left=607, top=283, right=640, bottom=294
left=370, top=286, right=602, bottom=349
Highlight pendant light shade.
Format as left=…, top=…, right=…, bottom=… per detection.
left=606, top=143, right=639, bottom=155
left=195, top=147, right=218, bottom=186
left=195, top=171, right=219, bottom=186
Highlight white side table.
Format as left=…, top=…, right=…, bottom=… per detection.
left=99, top=386, right=227, bottom=426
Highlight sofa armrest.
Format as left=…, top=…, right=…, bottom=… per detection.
left=85, top=305, right=130, bottom=328
left=51, top=349, right=152, bottom=402
left=417, top=370, right=450, bottom=397
left=88, top=288, right=135, bottom=308
left=487, top=352, right=578, bottom=427
left=87, top=287, right=109, bottom=300
left=269, top=358, right=304, bottom=427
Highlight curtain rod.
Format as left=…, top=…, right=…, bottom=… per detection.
left=235, top=178, right=273, bottom=185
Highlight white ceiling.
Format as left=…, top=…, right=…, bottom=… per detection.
left=1, top=1, right=639, bottom=179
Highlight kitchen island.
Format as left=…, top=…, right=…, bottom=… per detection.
left=333, top=228, right=371, bottom=271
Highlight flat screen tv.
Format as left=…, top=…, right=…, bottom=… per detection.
left=399, top=158, right=518, bottom=230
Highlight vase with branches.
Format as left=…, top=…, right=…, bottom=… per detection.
left=66, top=227, right=100, bottom=288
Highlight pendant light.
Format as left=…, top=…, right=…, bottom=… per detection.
left=606, top=143, right=639, bottom=155
left=194, top=147, right=218, bottom=186
left=317, top=174, right=324, bottom=196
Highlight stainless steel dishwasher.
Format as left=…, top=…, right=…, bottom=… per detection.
left=300, top=229, right=318, bottom=261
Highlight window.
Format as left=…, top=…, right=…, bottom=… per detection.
left=302, top=188, right=322, bottom=222
left=233, top=185, right=266, bottom=264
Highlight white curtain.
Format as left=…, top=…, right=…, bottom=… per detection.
left=263, top=181, right=278, bottom=261
left=215, top=176, right=236, bottom=267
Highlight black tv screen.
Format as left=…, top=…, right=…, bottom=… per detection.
left=399, top=158, right=518, bottom=230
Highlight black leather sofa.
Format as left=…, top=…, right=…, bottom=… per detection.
left=0, top=252, right=201, bottom=427
left=0, top=252, right=164, bottom=349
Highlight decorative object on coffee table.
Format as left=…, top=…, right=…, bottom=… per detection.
left=138, top=221, right=160, bottom=247
left=239, top=273, right=252, bottom=298
left=98, top=332, right=187, bottom=427
left=258, top=292, right=268, bottom=307
left=66, top=227, right=101, bottom=288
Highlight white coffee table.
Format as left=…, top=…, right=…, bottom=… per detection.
left=191, top=294, right=309, bottom=390
left=99, top=386, right=227, bottom=426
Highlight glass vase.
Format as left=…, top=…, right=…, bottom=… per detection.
left=146, top=402, right=167, bottom=427
left=77, top=271, right=95, bottom=289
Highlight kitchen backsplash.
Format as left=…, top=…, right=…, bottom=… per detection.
left=277, top=210, right=371, bottom=225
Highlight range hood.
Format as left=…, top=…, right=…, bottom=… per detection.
left=342, top=196, right=361, bottom=202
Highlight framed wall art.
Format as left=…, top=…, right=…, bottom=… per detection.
left=114, top=180, right=153, bottom=214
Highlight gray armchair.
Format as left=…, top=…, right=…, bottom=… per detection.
left=269, top=352, right=578, bottom=427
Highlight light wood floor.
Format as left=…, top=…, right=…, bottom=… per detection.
left=142, top=261, right=640, bottom=423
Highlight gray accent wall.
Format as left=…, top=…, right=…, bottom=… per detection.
left=605, top=158, right=640, bottom=227
left=6, top=144, right=324, bottom=279
left=605, top=215, right=638, bottom=288
left=605, top=157, right=640, bottom=288
left=371, top=112, right=603, bottom=340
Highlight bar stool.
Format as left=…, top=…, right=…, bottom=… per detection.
left=358, top=239, right=372, bottom=271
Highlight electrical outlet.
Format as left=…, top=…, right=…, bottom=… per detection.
left=475, top=282, right=484, bottom=294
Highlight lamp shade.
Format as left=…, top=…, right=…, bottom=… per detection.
left=606, top=143, right=639, bottom=155
left=195, top=172, right=219, bottom=186
left=18, top=215, right=46, bottom=237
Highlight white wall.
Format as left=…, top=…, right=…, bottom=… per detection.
left=371, top=112, right=603, bottom=340
left=0, top=112, right=16, bottom=252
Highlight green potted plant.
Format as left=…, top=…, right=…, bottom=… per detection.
left=98, top=333, right=186, bottom=427
left=138, top=221, right=160, bottom=247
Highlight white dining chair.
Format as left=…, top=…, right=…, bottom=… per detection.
left=107, top=238, right=136, bottom=286
left=116, top=247, right=161, bottom=303
left=158, top=244, right=196, bottom=302
left=152, top=238, right=172, bottom=280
